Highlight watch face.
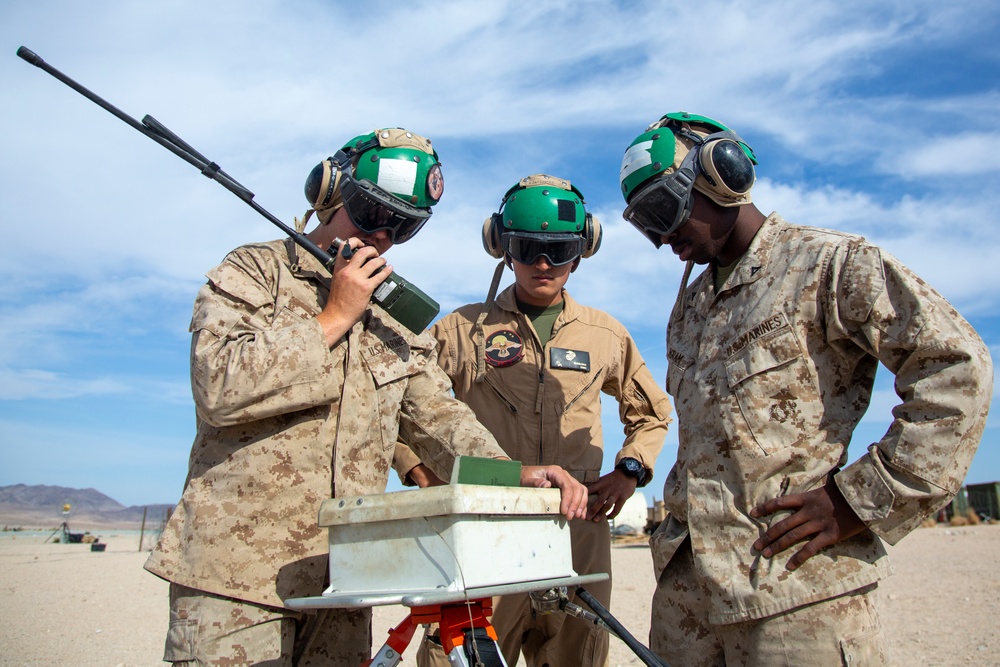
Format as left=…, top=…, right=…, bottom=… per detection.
left=619, top=458, right=641, bottom=474
left=618, top=458, right=646, bottom=485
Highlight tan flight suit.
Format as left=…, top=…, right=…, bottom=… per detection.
left=652, top=213, right=993, bottom=666
left=395, top=285, right=672, bottom=667
left=145, top=239, right=507, bottom=666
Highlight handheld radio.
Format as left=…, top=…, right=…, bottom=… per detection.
left=332, top=238, right=439, bottom=334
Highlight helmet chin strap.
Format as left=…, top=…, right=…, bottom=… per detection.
left=668, top=260, right=695, bottom=342
left=472, top=260, right=508, bottom=383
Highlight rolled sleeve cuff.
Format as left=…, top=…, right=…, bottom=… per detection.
left=391, top=444, right=424, bottom=486
left=834, top=444, right=896, bottom=531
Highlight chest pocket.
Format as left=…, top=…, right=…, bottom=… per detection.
left=361, top=342, right=422, bottom=451
left=665, top=335, right=695, bottom=400
left=724, top=327, right=822, bottom=455
left=666, top=359, right=688, bottom=398
left=483, top=373, right=520, bottom=415
left=561, top=366, right=604, bottom=415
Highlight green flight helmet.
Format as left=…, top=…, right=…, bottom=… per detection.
left=483, top=174, right=602, bottom=264
left=304, top=128, right=444, bottom=243
left=501, top=174, right=587, bottom=234
left=620, top=112, right=757, bottom=206
left=340, top=128, right=444, bottom=208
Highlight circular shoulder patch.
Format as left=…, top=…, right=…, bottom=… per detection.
left=427, top=163, right=444, bottom=202
left=484, top=329, right=524, bottom=367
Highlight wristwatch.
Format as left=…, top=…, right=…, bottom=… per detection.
left=615, top=457, right=648, bottom=487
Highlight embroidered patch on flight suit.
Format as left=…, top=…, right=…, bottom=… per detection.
left=485, top=330, right=524, bottom=367
left=550, top=348, right=591, bottom=372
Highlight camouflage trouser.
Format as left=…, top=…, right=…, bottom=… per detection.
left=650, top=542, right=888, bottom=667
left=163, top=583, right=371, bottom=667
left=414, top=518, right=612, bottom=667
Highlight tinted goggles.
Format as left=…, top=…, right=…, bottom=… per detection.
left=622, top=164, right=696, bottom=248
left=502, top=232, right=586, bottom=266
left=339, top=174, right=431, bottom=244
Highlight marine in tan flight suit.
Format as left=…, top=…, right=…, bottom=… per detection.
left=395, top=174, right=672, bottom=667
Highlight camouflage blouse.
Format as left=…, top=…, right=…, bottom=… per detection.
left=146, top=239, right=504, bottom=608
left=654, top=213, right=992, bottom=623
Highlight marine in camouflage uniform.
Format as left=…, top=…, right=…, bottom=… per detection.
left=145, top=134, right=589, bottom=667
left=394, top=175, right=672, bottom=667
left=619, top=113, right=993, bottom=666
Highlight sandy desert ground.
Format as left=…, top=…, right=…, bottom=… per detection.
left=1, top=524, right=997, bottom=666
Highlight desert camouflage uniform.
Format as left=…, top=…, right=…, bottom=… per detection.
left=651, top=213, right=992, bottom=665
left=145, top=239, right=506, bottom=665
left=395, top=286, right=672, bottom=667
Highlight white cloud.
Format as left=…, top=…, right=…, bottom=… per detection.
left=0, top=369, right=126, bottom=400
left=753, top=178, right=1000, bottom=314
left=892, top=132, right=1000, bottom=177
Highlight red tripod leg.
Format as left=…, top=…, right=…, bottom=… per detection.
left=362, top=613, right=418, bottom=667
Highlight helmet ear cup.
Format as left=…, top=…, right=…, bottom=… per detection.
left=698, top=138, right=755, bottom=199
left=304, top=158, right=340, bottom=209
left=482, top=213, right=505, bottom=258
left=582, top=213, right=602, bottom=258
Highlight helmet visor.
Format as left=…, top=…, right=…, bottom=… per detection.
left=340, top=174, right=431, bottom=244
left=502, top=232, right=586, bottom=266
left=622, top=166, right=696, bottom=248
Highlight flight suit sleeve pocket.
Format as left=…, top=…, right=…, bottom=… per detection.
left=631, top=370, right=673, bottom=422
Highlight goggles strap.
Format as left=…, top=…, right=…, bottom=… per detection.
left=473, top=260, right=508, bottom=384
left=294, top=208, right=314, bottom=234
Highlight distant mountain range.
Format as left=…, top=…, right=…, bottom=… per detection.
left=0, top=484, right=175, bottom=530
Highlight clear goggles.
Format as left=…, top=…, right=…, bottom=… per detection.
left=502, top=232, right=586, bottom=266
left=622, top=163, right=696, bottom=248
left=339, top=173, right=431, bottom=244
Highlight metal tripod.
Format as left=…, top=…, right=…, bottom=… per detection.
left=366, top=597, right=507, bottom=667
left=364, top=586, right=669, bottom=667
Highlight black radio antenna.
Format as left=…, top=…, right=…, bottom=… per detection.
left=16, top=45, right=336, bottom=271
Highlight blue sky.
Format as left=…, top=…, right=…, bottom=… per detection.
left=2, top=0, right=998, bottom=508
